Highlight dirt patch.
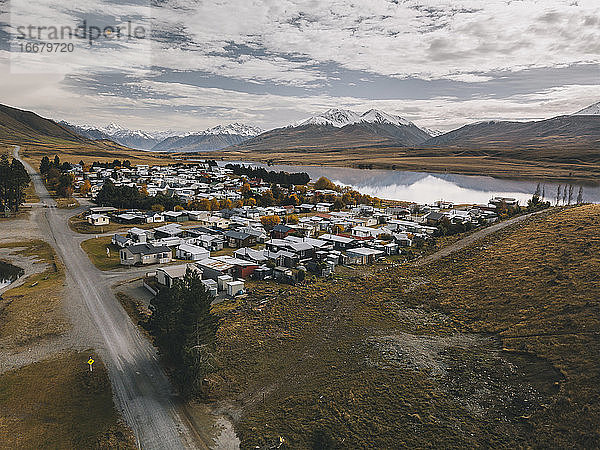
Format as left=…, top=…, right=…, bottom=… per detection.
left=367, top=332, right=562, bottom=420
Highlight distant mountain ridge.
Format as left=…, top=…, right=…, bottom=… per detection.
left=60, top=121, right=264, bottom=152
left=232, top=108, right=433, bottom=153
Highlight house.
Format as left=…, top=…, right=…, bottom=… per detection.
left=315, top=202, right=333, bottom=212
left=423, top=211, right=445, bottom=226
left=153, top=223, right=183, bottom=239
left=213, top=256, right=259, bottom=278
left=163, top=210, right=188, bottom=222
left=272, top=224, right=293, bottom=239
left=156, top=264, right=202, bottom=288
left=273, top=266, right=294, bottom=284
left=120, top=243, right=172, bottom=266
left=298, top=203, right=314, bottom=213
left=234, top=247, right=268, bottom=264
left=196, top=233, right=225, bottom=251
left=226, top=280, right=245, bottom=297
left=319, top=234, right=356, bottom=250
left=346, top=247, right=384, bottom=265
left=144, top=211, right=165, bottom=223
left=176, top=243, right=210, bottom=261
left=201, top=279, right=218, bottom=297
left=87, top=214, right=110, bottom=226
left=224, top=230, right=256, bottom=248
left=127, top=227, right=148, bottom=244
left=195, top=257, right=235, bottom=281
left=112, top=234, right=132, bottom=248
left=351, top=226, right=381, bottom=239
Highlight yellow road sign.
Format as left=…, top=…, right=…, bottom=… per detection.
left=87, top=358, right=94, bottom=365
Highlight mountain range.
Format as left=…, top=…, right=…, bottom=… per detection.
left=1, top=101, right=599, bottom=159
left=59, top=121, right=264, bottom=152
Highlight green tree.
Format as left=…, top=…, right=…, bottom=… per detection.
left=149, top=269, right=219, bottom=398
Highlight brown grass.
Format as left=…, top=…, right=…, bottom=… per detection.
left=0, top=240, right=69, bottom=348
left=0, top=351, right=136, bottom=449
left=80, top=236, right=121, bottom=271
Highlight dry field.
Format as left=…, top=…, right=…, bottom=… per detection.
left=0, top=240, right=69, bottom=348
left=206, top=205, right=600, bottom=448
left=0, top=351, right=135, bottom=449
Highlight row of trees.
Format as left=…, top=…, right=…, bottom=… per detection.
left=95, top=180, right=182, bottom=210
left=148, top=269, right=219, bottom=398
left=225, top=164, right=310, bottom=186
left=0, top=155, right=30, bottom=212
left=39, top=155, right=75, bottom=197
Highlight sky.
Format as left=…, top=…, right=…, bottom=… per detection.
left=0, top=0, right=599, bottom=133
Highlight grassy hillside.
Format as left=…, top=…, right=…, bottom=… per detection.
left=0, top=103, right=87, bottom=144
left=209, top=205, right=600, bottom=448
left=0, top=103, right=174, bottom=167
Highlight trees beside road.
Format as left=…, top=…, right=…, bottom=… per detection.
left=0, top=154, right=30, bottom=212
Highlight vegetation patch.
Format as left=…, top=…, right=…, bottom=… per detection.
left=0, top=240, right=68, bottom=348
left=0, top=351, right=135, bottom=449
left=80, top=236, right=121, bottom=271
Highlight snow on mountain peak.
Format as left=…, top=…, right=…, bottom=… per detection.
left=357, top=109, right=412, bottom=127
left=574, top=102, right=600, bottom=116
left=202, top=123, right=264, bottom=136
left=297, top=108, right=361, bottom=127
left=296, top=108, right=417, bottom=128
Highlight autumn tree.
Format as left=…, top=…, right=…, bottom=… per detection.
left=260, top=215, right=281, bottom=230
left=314, top=176, right=337, bottom=191
left=80, top=179, right=92, bottom=196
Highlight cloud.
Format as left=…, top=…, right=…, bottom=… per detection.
left=0, top=0, right=599, bottom=132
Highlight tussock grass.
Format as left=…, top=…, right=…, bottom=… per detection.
left=0, top=351, right=135, bottom=449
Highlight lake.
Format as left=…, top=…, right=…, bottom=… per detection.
left=0, top=261, right=24, bottom=291
left=220, top=161, right=600, bottom=205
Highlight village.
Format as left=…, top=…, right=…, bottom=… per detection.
left=63, top=159, right=517, bottom=299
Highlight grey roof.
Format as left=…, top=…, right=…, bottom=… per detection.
left=126, top=243, right=171, bottom=255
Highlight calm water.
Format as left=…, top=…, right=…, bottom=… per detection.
left=0, top=261, right=23, bottom=291
left=220, top=161, right=600, bottom=205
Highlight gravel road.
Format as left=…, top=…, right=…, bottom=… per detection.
left=415, top=210, right=545, bottom=267
left=14, top=146, right=201, bottom=449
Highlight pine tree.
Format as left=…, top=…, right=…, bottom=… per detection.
left=556, top=185, right=561, bottom=206
left=577, top=186, right=583, bottom=205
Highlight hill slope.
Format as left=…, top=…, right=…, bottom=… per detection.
left=424, top=115, right=600, bottom=153
left=0, top=104, right=88, bottom=144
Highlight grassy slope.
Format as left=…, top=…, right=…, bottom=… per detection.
left=0, top=351, right=135, bottom=449
left=209, top=205, right=600, bottom=448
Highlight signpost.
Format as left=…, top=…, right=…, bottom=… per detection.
left=87, top=357, right=94, bottom=372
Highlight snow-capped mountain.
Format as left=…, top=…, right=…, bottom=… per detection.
left=234, top=107, right=433, bottom=152
left=202, top=123, right=264, bottom=137
left=574, top=102, right=600, bottom=115
left=295, top=108, right=417, bottom=129
left=296, top=108, right=361, bottom=127
left=420, top=127, right=445, bottom=137
left=151, top=123, right=264, bottom=152
left=59, top=121, right=264, bottom=151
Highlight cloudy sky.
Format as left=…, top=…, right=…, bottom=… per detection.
left=0, top=0, right=599, bottom=133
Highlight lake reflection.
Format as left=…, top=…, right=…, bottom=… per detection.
left=222, top=161, right=600, bottom=205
